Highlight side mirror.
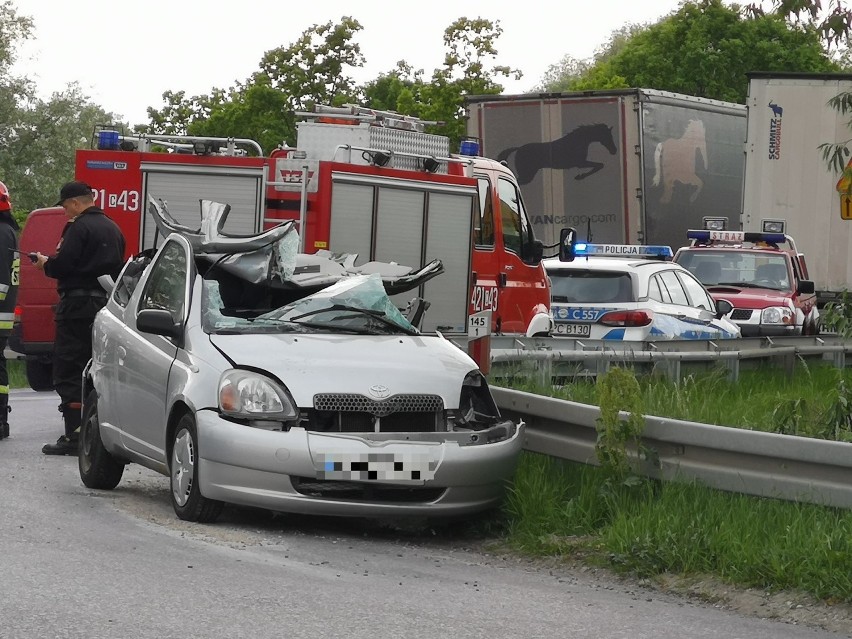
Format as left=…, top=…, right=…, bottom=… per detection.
left=797, top=279, right=815, bottom=295
left=559, top=227, right=577, bottom=262
left=715, top=299, right=733, bottom=318
left=136, top=308, right=182, bottom=339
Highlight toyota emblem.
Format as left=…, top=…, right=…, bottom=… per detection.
left=369, top=385, right=390, bottom=399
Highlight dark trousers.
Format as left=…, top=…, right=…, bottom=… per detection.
left=53, top=296, right=106, bottom=437
left=0, top=335, right=8, bottom=422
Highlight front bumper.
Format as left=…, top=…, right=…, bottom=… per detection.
left=195, top=411, right=524, bottom=517
left=737, top=324, right=799, bottom=337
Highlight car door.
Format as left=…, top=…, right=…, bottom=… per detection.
left=492, top=175, right=547, bottom=334
left=471, top=176, right=501, bottom=327
left=657, top=269, right=710, bottom=322
left=116, top=235, right=192, bottom=462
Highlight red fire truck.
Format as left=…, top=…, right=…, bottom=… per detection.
left=12, top=106, right=552, bottom=390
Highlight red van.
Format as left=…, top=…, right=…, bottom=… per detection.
left=9, top=207, right=65, bottom=390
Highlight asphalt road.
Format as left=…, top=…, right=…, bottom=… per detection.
left=0, top=390, right=846, bottom=639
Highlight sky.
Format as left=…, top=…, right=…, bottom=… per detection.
left=13, top=0, right=690, bottom=126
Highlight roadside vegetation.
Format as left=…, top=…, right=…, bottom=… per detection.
left=503, top=453, right=852, bottom=602
left=501, top=358, right=852, bottom=440
left=493, top=362, right=852, bottom=605
left=8, top=359, right=25, bottom=389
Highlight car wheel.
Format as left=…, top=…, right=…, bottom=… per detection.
left=170, top=413, right=223, bottom=523
left=25, top=358, right=53, bottom=392
left=79, top=390, right=125, bottom=490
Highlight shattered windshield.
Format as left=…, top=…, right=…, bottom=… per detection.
left=202, top=273, right=418, bottom=335
left=150, top=196, right=434, bottom=336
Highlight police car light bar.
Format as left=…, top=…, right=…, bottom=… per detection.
left=686, top=230, right=787, bottom=244
left=573, top=243, right=673, bottom=258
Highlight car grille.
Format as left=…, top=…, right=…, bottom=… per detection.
left=731, top=309, right=753, bottom=320
left=290, top=477, right=445, bottom=503
left=309, top=393, right=444, bottom=433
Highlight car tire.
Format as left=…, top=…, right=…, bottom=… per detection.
left=169, top=413, right=224, bottom=523
left=79, top=390, right=125, bottom=490
left=25, top=358, right=53, bottom=392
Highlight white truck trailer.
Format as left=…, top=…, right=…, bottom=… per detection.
left=742, top=72, right=852, bottom=306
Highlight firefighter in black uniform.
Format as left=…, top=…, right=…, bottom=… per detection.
left=0, top=181, right=18, bottom=440
left=34, top=181, right=125, bottom=455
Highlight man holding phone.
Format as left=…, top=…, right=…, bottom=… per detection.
left=0, top=181, right=18, bottom=440
left=33, top=181, right=125, bottom=455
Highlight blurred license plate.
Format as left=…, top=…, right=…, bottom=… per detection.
left=554, top=323, right=591, bottom=337
left=315, top=452, right=436, bottom=481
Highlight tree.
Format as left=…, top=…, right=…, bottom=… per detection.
left=535, top=25, right=643, bottom=92
left=542, top=0, right=839, bottom=103
left=362, top=18, right=520, bottom=147
left=744, top=0, right=852, bottom=50
left=0, top=3, right=122, bottom=216
left=0, top=0, right=35, bottom=220
left=142, top=17, right=365, bottom=154
left=3, top=84, right=121, bottom=212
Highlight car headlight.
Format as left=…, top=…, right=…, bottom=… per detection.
left=761, top=306, right=794, bottom=325
left=219, top=369, right=298, bottom=420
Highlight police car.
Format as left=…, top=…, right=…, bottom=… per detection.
left=544, top=242, right=740, bottom=341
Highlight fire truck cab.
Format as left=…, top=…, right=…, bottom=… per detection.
left=12, top=106, right=552, bottom=390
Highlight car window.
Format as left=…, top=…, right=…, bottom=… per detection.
left=677, top=271, right=714, bottom=310
left=497, top=177, right=531, bottom=255
left=138, top=240, right=188, bottom=320
left=474, top=177, right=495, bottom=247
left=658, top=270, right=689, bottom=305
left=549, top=271, right=633, bottom=303
left=650, top=274, right=672, bottom=303
left=112, top=250, right=155, bottom=308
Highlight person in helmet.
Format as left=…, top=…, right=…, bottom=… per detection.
left=0, top=181, right=18, bottom=440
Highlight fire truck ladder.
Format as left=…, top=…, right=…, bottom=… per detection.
left=120, top=134, right=264, bottom=156
left=297, top=104, right=444, bottom=133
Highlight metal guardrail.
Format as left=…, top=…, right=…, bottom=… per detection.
left=493, top=386, right=852, bottom=509
left=484, top=334, right=850, bottom=381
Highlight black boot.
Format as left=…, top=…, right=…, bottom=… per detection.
left=42, top=402, right=81, bottom=456
left=0, top=397, right=9, bottom=440
left=41, top=434, right=78, bottom=455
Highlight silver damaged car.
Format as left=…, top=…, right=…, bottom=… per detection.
left=79, top=199, right=523, bottom=523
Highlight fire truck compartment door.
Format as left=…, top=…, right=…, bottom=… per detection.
left=140, top=164, right=265, bottom=249
left=328, top=173, right=475, bottom=335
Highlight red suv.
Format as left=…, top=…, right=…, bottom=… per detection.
left=673, top=227, right=819, bottom=337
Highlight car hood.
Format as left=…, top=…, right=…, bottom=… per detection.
left=707, top=287, right=792, bottom=309
left=208, top=333, right=475, bottom=407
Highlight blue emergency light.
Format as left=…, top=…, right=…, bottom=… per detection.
left=573, top=243, right=673, bottom=258
left=459, top=139, right=480, bottom=156
left=97, top=130, right=120, bottom=150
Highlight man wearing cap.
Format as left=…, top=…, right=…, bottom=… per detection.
left=34, top=181, right=125, bottom=455
left=0, top=181, right=18, bottom=440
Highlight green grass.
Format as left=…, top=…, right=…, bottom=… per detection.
left=8, top=359, right=26, bottom=389
left=500, top=360, right=852, bottom=441
left=502, top=453, right=852, bottom=601
left=493, top=362, right=852, bottom=603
